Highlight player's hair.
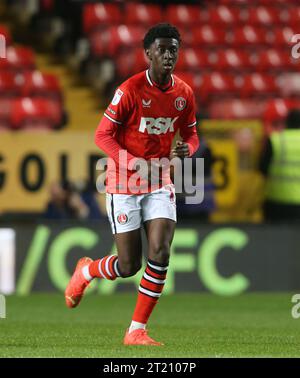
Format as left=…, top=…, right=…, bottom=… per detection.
left=143, top=23, right=181, bottom=50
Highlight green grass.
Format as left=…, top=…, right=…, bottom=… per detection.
left=1, top=293, right=300, bottom=357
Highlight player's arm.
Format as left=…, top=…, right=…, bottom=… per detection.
left=94, top=88, right=138, bottom=170
left=172, top=92, right=199, bottom=158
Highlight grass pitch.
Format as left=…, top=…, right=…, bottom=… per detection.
left=1, top=293, right=300, bottom=358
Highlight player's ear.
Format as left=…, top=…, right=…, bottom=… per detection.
left=145, top=49, right=152, bottom=60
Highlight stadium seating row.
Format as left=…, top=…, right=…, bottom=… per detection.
left=115, top=48, right=299, bottom=78
left=0, top=71, right=62, bottom=102
left=88, top=25, right=297, bottom=57
left=83, top=3, right=300, bottom=34
left=208, top=97, right=300, bottom=133
left=0, top=24, right=65, bottom=130
left=0, top=95, right=297, bottom=132
left=0, top=97, right=63, bottom=130
left=216, top=0, right=298, bottom=4
left=176, top=72, right=298, bottom=102
left=0, top=46, right=36, bottom=72
left=208, top=98, right=300, bottom=120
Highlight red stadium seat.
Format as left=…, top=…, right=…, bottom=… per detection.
left=166, top=5, right=201, bottom=25
left=0, top=25, right=12, bottom=46
left=229, top=26, right=272, bottom=47
left=212, top=49, right=253, bottom=71
left=241, top=73, right=278, bottom=98
left=218, top=0, right=249, bottom=4
left=0, top=98, right=13, bottom=129
left=246, top=6, right=283, bottom=25
left=82, top=3, right=122, bottom=34
left=204, top=6, right=244, bottom=25
left=10, top=98, right=63, bottom=130
left=174, top=72, right=202, bottom=91
left=258, top=0, right=298, bottom=4
left=176, top=49, right=211, bottom=71
left=209, top=99, right=266, bottom=119
left=21, top=71, right=62, bottom=101
left=124, top=3, right=162, bottom=25
left=115, top=49, right=148, bottom=78
left=278, top=73, right=300, bottom=97
left=287, top=6, right=300, bottom=26
left=0, top=46, right=36, bottom=72
left=90, top=26, right=145, bottom=57
left=0, top=72, right=22, bottom=97
left=273, top=27, right=297, bottom=47
left=190, top=25, right=229, bottom=46
left=256, top=49, right=296, bottom=71
left=200, top=73, right=241, bottom=102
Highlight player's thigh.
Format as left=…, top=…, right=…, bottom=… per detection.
left=106, top=193, right=142, bottom=234
left=144, top=218, right=176, bottom=264
left=142, top=184, right=177, bottom=224
left=106, top=193, right=143, bottom=274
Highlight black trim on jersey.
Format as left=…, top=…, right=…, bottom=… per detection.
left=111, top=194, right=117, bottom=234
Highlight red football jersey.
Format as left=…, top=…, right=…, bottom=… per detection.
left=95, top=69, right=199, bottom=194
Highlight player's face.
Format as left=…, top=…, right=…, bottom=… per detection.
left=147, top=38, right=179, bottom=76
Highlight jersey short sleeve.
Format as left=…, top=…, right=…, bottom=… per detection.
left=181, top=90, right=197, bottom=129
left=104, top=85, right=134, bottom=125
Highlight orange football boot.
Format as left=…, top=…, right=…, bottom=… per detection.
left=123, top=329, right=163, bottom=346
left=65, top=257, right=93, bottom=308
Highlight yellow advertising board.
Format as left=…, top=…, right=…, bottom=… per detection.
left=0, top=132, right=102, bottom=212
left=208, top=140, right=238, bottom=207
left=0, top=130, right=239, bottom=213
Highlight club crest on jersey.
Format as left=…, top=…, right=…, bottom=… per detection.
left=175, top=97, right=186, bottom=111
left=111, top=89, right=123, bottom=105
left=117, top=213, right=128, bottom=225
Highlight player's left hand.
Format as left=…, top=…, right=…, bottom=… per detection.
left=171, top=141, right=190, bottom=159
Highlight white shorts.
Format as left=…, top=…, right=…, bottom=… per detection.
left=106, top=184, right=176, bottom=234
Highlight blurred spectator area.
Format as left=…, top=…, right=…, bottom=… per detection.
left=78, top=0, right=300, bottom=134
left=0, top=23, right=66, bottom=131
left=3, top=0, right=300, bottom=133
left=1, top=0, right=300, bottom=224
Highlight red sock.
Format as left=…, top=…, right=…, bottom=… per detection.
left=88, top=255, right=120, bottom=280
left=132, top=259, right=168, bottom=324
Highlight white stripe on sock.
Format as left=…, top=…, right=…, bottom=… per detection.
left=129, top=320, right=146, bottom=334
left=147, top=261, right=168, bottom=271
left=114, top=259, right=120, bottom=277
left=105, top=255, right=114, bottom=277
left=82, top=265, right=92, bottom=281
left=144, top=272, right=165, bottom=284
left=139, top=286, right=161, bottom=298
left=98, top=258, right=105, bottom=278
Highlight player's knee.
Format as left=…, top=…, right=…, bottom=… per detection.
left=118, top=260, right=141, bottom=278
left=149, top=242, right=170, bottom=265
